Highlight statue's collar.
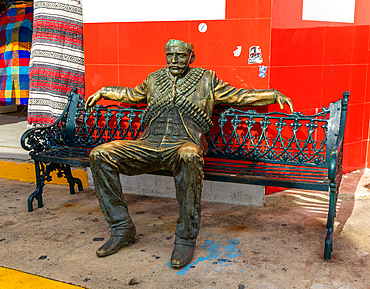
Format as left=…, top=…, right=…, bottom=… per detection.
left=155, top=66, right=205, bottom=96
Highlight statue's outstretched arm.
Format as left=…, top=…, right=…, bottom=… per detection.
left=213, top=74, right=294, bottom=113
left=85, top=82, right=148, bottom=112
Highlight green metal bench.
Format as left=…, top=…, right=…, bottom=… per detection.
left=21, top=88, right=349, bottom=260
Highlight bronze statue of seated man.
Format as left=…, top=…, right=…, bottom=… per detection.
left=85, top=39, right=294, bottom=269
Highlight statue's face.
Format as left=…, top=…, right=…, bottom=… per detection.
left=166, top=43, right=192, bottom=76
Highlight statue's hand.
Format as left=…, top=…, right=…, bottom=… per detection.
left=85, top=90, right=102, bottom=112
left=276, top=91, right=294, bottom=113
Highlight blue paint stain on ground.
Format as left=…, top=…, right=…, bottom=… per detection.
left=170, top=234, right=243, bottom=275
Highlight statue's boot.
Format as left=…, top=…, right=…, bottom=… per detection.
left=170, top=243, right=195, bottom=268
left=96, top=224, right=136, bottom=257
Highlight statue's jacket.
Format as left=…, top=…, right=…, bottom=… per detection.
left=99, top=67, right=278, bottom=155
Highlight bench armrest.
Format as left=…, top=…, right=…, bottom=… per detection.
left=328, top=139, right=343, bottom=183
left=20, top=88, right=76, bottom=156
left=21, top=122, right=67, bottom=155
left=328, top=91, right=349, bottom=184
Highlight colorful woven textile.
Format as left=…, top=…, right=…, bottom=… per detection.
left=28, top=0, right=84, bottom=126
left=0, top=3, right=33, bottom=106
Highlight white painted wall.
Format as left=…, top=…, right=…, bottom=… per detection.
left=302, top=0, right=356, bottom=23
left=87, top=169, right=265, bottom=206
left=82, top=0, right=226, bottom=23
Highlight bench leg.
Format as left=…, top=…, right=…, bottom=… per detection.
left=61, top=164, right=83, bottom=195
left=28, top=162, right=84, bottom=212
left=28, top=161, right=45, bottom=212
left=324, top=183, right=337, bottom=260
left=28, top=162, right=63, bottom=212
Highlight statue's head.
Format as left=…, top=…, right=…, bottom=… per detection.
left=165, top=39, right=195, bottom=77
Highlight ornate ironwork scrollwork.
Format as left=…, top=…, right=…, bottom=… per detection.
left=207, top=105, right=334, bottom=165
left=71, top=98, right=146, bottom=148
left=21, top=102, right=70, bottom=155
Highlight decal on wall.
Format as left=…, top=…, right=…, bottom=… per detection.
left=259, top=65, right=268, bottom=78
left=233, top=46, right=242, bottom=57
left=248, top=46, right=263, bottom=64
left=198, top=23, right=208, bottom=33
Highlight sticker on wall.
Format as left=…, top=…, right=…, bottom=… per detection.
left=233, top=46, right=242, bottom=57
left=248, top=46, right=263, bottom=64
left=198, top=23, right=207, bottom=33
left=259, top=65, right=268, bottom=78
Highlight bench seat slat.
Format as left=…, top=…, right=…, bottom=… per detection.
left=34, top=147, right=91, bottom=167
left=203, top=167, right=327, bottom=182
left=203, top=163, right=327, bottom=179
left=202, top=171, right=329, bottom=191
left=33, top=146, right=329, bottom=191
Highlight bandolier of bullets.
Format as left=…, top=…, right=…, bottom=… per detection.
left=142, top=68, right=214, bottom=134
left=141, top=89, right=173, bottom=127
left=174, top=95, right=214, bottom=134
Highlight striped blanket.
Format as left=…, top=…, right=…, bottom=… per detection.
left=27, top=0, right=84, bottom=126
left=0, top=3, right=33, bottom=106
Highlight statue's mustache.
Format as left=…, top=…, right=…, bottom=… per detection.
left=168, top=65, right=186, bottom=68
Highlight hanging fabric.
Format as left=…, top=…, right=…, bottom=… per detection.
left=27, top=0, right=84, bottom=126
left=0, top=2, right=33, bottom=106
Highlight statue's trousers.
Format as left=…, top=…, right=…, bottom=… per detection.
left=89, top=136, right=204, bottom=246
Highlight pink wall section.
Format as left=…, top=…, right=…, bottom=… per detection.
left=83, top=0, right=370, bottom=177
left=270, top=0, right=370, bottom=174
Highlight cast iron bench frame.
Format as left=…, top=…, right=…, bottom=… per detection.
left=21, top=88, right=349, bottom=260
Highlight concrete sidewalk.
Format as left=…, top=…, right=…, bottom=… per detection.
left=0, top=169, right=370, bottom=289
left=0, top=112, right=29, bottom=161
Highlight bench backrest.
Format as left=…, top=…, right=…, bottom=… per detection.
left=207, top=96, right=348, bottom=167
left=65, top=90, right=349, bottom=168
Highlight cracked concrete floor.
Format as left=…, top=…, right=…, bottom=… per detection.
left=0, top=174, right=370, bottom=289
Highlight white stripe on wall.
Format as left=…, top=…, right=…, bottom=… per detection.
left=83, top=0, right=226, bottom=23
left=302, top=0, right=355, bottom=23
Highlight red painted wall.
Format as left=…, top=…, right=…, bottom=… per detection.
left=83, top=0, right=369, bottom=181
left=83, top=0, right=273, bottom=97
left=270, top=0, right=370, bottom=173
